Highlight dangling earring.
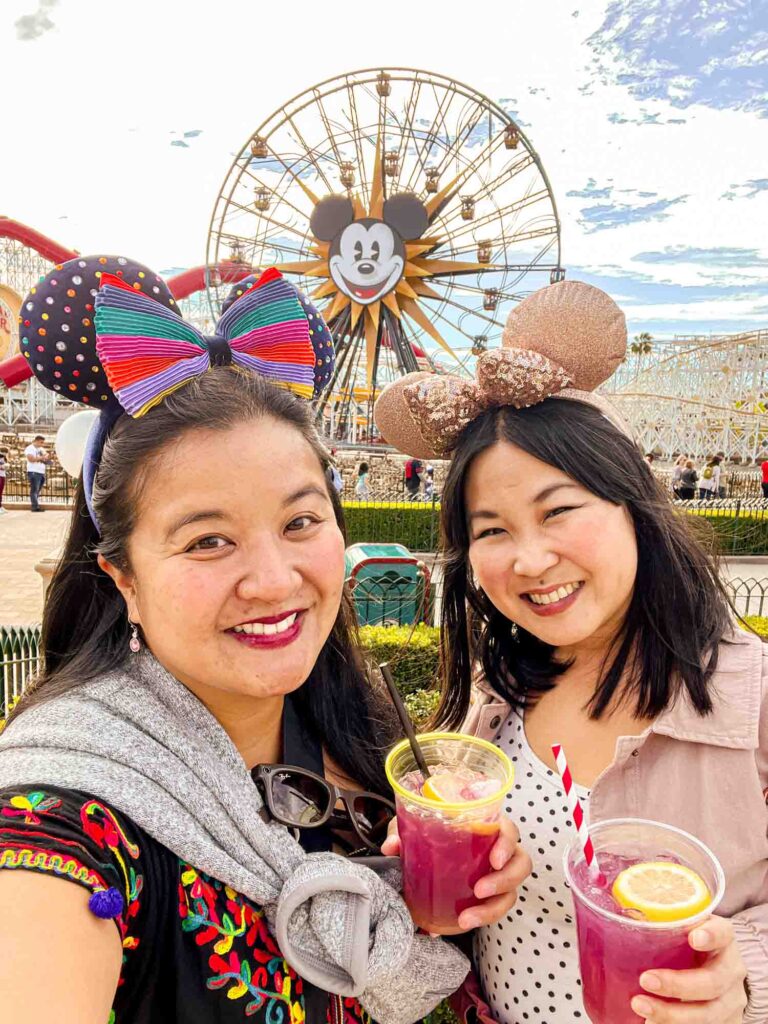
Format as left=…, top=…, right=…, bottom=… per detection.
left=510, top=622, right=519, bottom=641
left=128, top=620, right=141, bottom=654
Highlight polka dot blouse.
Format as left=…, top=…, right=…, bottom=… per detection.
left=475, top=710, right=591, bottom=1024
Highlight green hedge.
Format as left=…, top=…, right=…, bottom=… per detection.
left=343, top=502, right=440, bottom=552
left=358, top=624, right=440, bottom=696
left=686, top=510, right=768, bottom=556
left=358, top=624, right=441, bottom=728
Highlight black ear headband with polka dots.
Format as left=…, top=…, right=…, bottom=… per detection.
left=20, top=255, right=336, bottom=533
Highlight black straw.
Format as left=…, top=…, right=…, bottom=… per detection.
left=380, top=662, right=431, bottom=779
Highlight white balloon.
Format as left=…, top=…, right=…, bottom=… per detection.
left=55, top=410, right=100, bottom=479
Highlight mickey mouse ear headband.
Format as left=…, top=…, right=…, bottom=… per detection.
left=20, top=255, right=336, bottom=530
left=373, top=280, right=630, bottom=459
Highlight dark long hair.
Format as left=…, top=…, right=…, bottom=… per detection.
left=14, top=370, right=398, bottom=795
left=437, top=397, right=735, bottom=729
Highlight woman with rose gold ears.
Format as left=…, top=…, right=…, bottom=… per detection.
left=376, top=281, right=767, bottom=1024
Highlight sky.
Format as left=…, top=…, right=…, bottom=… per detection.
left=2, top=0, right=767, bottom=342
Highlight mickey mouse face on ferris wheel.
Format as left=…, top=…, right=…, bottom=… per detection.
left=310, top=193, right=429, bottom=306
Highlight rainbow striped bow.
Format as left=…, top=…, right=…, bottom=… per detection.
left=94, top=268, right=317, bottom=417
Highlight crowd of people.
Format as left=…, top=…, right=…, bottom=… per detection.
left=669, top=454, right=724, bottom=500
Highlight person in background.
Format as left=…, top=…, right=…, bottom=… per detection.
left=326, top=447, right=344, bottom=494
left=355, top=461, right=370, bottom=500
left=761, top=457, right=768, bottom=500
left=0, top=447, right=7, bottom=515
left=711, top=456, right=723, bottom=500
left=680, top=458, right=698, bottom=500
left=24, top=434, right=49, bottom=512
left=671, top=454, right=687, bottom=499
left=644, top=452, right=655, bottom=466
left=699, top=457, right=721, bottom=501
left=404, top=457, right=423, bottom=500
left=424, top=465, right=436, bottom=501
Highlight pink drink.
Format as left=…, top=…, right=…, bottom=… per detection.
left=385, top=733, right=514, bottom=931
left=565, top=820, right=724, bottom=1024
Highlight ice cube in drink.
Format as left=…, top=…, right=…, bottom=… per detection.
left=386, top=734, right=514, bottom=931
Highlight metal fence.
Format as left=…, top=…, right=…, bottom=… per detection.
left=1, top=625, right=41, bottom=717
left=674, top=499, right=768, bottom=555
left=1, top=463, right=76, bottom=504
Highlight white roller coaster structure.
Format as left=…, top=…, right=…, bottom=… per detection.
left=603, top=329, right=768, bottom=463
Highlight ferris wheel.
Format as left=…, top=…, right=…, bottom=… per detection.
left=207, top=67, right=563, bottom=440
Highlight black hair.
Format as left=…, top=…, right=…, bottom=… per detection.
left=358, top=462, right=369, bottom=475
left=436, top=397, right=735, bottom=729
left=14, top=370, right=398, bottom=795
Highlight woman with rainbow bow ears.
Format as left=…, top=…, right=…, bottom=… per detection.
left=0, top=255, right=530, bottom=1024
left=375, top=281, right=767, bottom=1024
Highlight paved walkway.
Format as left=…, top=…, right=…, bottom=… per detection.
left=0, top=509, right=69, bottom=626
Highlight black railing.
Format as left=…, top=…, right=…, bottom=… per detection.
left=674, top=499, right=768, bottom=555
left=1, top=463, right=76, bottom=504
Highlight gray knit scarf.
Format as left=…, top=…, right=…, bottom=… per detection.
left=0, top=653, right=468, bottom=1023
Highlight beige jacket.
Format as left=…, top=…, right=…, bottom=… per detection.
left=464, top=629, right=768, bottom=1023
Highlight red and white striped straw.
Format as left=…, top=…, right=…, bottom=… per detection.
left=552, top=743, right=605, bottom=885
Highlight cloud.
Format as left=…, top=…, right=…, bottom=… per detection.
left=720, top=178, right=768, bottom=200
left=570, top=265, right=768, bottom=317
left=607, top=110, right=687, bottom=126
left=15, top=0, right=57, bottom=40
left=566, top=177, right=613, bottom=199
left=169, top=129, right=204, bottom=148
left=587, top=0, right=768, bottom=117
left=497, top=98, right=531, bottom=127
left=568, top=181, right=686, bottom=233
left=632, top=246, right=768, bottom=267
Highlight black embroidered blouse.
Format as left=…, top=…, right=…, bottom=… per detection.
left=0, top=699, right=373, bottom=1024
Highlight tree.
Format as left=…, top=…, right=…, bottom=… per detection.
left=631, top=332, right=654, bottom=356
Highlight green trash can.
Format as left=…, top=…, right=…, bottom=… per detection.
left=345, top=543, right=431, bottom=626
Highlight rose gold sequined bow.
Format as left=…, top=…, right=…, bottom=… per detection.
left=401, top=348, right=573, bottom=456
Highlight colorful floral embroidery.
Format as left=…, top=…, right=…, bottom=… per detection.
left=1, top=790, right=62, bottom=825
left=179, top=862, right=306, bottom=1023
left=0, top=844, right=104, bottom=886
left=0, top=791, right=144, bottom=987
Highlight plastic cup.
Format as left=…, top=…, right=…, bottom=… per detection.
left=564, top=818, right=725, bottom=1024
left=385, top=732, right=514, bottom=930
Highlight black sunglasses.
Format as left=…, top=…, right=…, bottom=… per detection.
left=253, top=763, right=395, bottom=852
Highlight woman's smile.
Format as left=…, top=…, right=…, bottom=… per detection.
left=521, top=580, right=585, bottom=616
left=226, top=608, right=307, bottom=648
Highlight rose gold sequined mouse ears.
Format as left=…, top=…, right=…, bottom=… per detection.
left=373, top=280, right=629, bottom=459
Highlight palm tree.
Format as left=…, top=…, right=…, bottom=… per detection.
left=631, top=332, right=654, bottom=357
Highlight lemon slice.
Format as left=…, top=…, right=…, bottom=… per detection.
left=611, top=862, right=711, bottom=923
left=421, top=773, right=465, bottom=803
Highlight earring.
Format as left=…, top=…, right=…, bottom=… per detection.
left=128, top=620, right=141, bottom=654
left=510, top=622, right=519, bottom=641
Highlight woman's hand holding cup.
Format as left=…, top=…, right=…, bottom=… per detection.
left=382, top=816, right=533, bottom=935
left=631, top=916, right=748, bottom=1022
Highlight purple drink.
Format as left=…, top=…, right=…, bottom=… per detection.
left=385, top=733, right=514, bottom=931
left=397, top=799, right=500, bottom=929
left=564, top=820, right=725, bottom=1024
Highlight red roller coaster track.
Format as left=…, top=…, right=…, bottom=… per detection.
left=0, top=218, right=254, bottom=385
